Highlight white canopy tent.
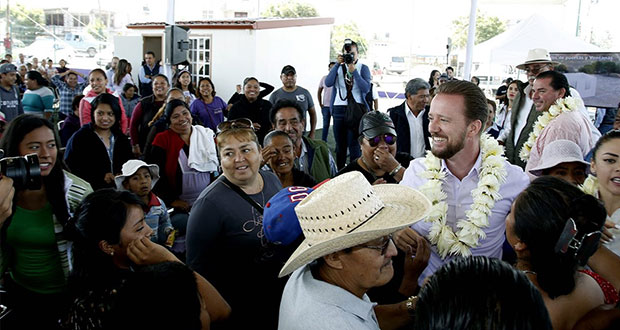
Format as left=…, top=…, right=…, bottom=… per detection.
left=457, top=14, right=603, bottom=67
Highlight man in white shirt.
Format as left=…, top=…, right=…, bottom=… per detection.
left=388, top=78, right=431, bottom=158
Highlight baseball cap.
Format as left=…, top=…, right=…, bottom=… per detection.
left=263, top=186, right=313, bottom=246
left=0, top=63, right=17, bottom=74
left=281, top=65, right=296, bottom=75
left=359, top=111, right=396, bottom=139
left=438, top=73, right=449, bottom=81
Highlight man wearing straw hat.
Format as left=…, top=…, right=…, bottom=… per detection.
left=503, top=48, right=600, bottom=169
left=277, top=171, right=431, bottom=330
left=397, top=80, right=529, bottom=283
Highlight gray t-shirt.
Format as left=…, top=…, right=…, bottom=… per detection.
left=269, top=86, right=314, bottom=122
left=0, top=85, right=23, bottom=121
left=186, top=170, right=285, bottom=329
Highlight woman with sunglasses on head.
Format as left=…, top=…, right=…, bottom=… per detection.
left=187, top=119, right=287, bottom=329
left=228, top=77, right=273, bottom=144
left=506, top=176, right=618, bottom=330
left=0, top=114, right=93, bottom=329
left=337, top=111, right=409, bottom=184
left=146, top=99, right=218, bottom=256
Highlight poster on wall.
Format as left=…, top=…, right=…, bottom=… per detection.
left=551, top=52, right=620, bottom=109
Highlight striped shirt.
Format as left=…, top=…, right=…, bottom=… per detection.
left=22, top=86, right=55, bottom=116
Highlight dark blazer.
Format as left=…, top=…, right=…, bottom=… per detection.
left=388, top=102, right=431, bottom=156
left=504, top=89, right=541, bottom=169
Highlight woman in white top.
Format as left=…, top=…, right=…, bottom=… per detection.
left=111, top=59, right=134, bottom=95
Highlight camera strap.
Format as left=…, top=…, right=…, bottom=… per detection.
left=337, top=64, right=354, bottom=102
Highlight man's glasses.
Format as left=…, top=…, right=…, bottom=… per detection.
left=523, top=64, right=549, bottom=74
left=360, top=235, right=393, bottom=255
left=216, top=118, right=253, bottom=134
left=367, top=134, right=396, bottom=147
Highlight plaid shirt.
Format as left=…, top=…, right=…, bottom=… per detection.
left=51, top=75, right=88, bottom=116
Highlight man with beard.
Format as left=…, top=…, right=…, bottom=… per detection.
left=267, top=99, right=336, bottom=182
left=395, top=80, right=528, bottom=283
left=269, top=65, right=317, bottom=138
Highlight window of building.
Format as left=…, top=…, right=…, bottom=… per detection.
left=188, top=35, right=211, bottom=84
left=45, top=13, right=64, bottom=26
left=234, top=12, right=248, bottom=18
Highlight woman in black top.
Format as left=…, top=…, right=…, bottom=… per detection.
left=227, top=77, right=272, bottom=144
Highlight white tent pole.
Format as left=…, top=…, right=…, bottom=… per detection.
left=463, top=0, right=478, bottom=81
left=166, top=0, right=175, bottom=25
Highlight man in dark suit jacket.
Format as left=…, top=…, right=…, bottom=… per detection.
left=388, top=78, right=431, bottom=158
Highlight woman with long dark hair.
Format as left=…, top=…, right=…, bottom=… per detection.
left=174, top=70, right=196, bottom=105
left=64, top=93, right=133, bottom=190
left=65, top=189, right=230, bottom=329
left=506, top=176, right=617, bottom=329
left=428, top=69, right=440, bottom=88
left=22, top=70, right=55, bottom=117
left=0, top=114, right=93, bottom=329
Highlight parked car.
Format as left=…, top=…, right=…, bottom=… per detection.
left=63, top=33, right=107, bottom=57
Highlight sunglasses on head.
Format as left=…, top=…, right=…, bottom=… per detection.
left=367, top=134, right=396, bottom=147
left=216, top=118, right=253, bottom=134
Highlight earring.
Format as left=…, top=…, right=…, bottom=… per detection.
left=109, top=251, right=114, bottom=256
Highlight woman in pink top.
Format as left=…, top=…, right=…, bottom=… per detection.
left=78, top=68, right=129, bottom=134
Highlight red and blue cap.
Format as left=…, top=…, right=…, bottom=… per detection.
left=263, top=186, right=314, bottom=246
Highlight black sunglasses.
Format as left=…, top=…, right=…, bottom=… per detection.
left=367, top=134, right=396, bottom=147
left=216, top=118, right=253, bottom=134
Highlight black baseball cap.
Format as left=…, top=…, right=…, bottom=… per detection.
left=359, top=111, right=396, bottom=138
left=281, top=65, right=296, bottom=75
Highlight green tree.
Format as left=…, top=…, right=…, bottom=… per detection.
left=330, top=22, right=368, bottom=59
left=451, top=11, right=506, bottom=49
left=87, top=18, right=107, bottom=42
left=262, top=1, right=318, bottom=18
left=1, top=5, right=44, bottom=46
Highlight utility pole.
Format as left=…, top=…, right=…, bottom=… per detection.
left=6, top=0, right=11, bottom=55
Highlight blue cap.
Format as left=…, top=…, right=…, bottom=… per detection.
left=263, top=186, right=313, bottom=246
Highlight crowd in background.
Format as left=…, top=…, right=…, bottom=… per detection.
left=0, top=44, right=618, bottom=330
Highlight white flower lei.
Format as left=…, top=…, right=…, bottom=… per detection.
left=519, top=96, right=582, bottom=162
left=580, top=174, right=599, bottom=197
left=417, top=133, right=507, bottom=258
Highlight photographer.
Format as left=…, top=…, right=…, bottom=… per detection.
left=0, top=114, right=93, bottom=329
left=325, top=39, right=371, bottom=169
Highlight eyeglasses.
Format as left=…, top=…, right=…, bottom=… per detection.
left=523, top=64, right=549, bottom=74
left=360, top=235, right=393, bottom=255
left=216, top=118, right=253, bottom=134
left=367, top=134, right=396, bottom=147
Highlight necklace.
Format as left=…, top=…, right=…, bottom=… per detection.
left=519, top=96, right=581, bottom=162
left=417, top=133, right=507, bottom=258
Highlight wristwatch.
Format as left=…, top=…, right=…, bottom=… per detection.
left=389, top=164, right=403, bottom=177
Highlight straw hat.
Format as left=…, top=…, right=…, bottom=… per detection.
left=114, top=159, right=160, bottom=190
left=528, top=140, right=589, bottom=176
left=278, top=171, right=431, bottom=277
left=516, top=48, right=560, bottom=70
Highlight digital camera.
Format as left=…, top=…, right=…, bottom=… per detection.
left=343, top=39, right=355, bottom=64
left=0, top=149, right=42, bottom=190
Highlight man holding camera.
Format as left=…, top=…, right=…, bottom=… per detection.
left=325, top=39, right=371, bottom=169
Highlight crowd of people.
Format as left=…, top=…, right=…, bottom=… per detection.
left=0, top=43, right=618, bottom=330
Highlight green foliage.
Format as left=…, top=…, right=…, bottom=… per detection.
left=87, top=18, right=107, bottom=41
left=330, top=22, right=368, bottom=59
left=262, top=1, right=319, bottom=18
left=1, top=5, right=44, bottom=46
left=451, top=11, right=506, bottom=49
left=578, top=61, right=620, bottom=74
